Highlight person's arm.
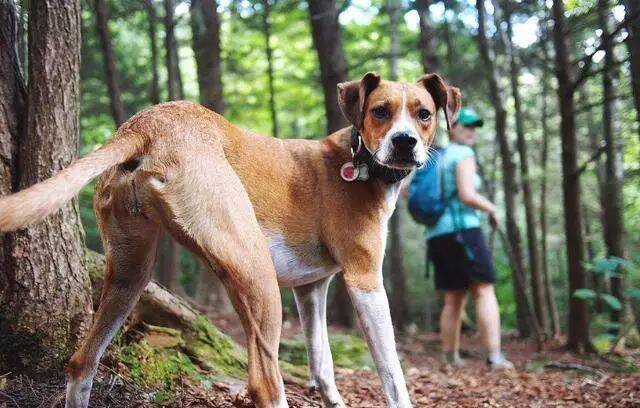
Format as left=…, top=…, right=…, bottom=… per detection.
left=455, top=156, right=499, bottom=229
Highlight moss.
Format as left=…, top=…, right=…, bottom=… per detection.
left=117, top=338, right=198, bottom=390
left=184, top=316, right=248, bottom=378
left=279, top=333, right=373, bottom=370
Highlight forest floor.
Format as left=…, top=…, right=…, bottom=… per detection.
left=3, top=313, right=639, bottom=408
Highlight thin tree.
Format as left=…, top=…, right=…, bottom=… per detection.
left=261, top=0, right=278, bottom=137
left=415, top=0, right=439, bottom=73
left=551, top=0, right=594, bottom=352
left=598, top=0, right=627, bottom=334
left=307, top=0, right=349, bottom=134
left=0, top=0, right=93, bottom=374
left=191, top=0, right=225, bottom=113
left=498, top=1, right=546, bottom=331
left=538, top=34, right=561, bottom=337
left=147, top=0, right=161, bottom=105
left=622, top=0, right=640, bottom=135
left=386, top=0, right=409, bottom=332
left=306, top=0, right=353, bottom=327
left=476, top=0, right=539, bottom=339
left=165, top=0, right=184, bottom=100
left=94, top=0, right=127, bottom=126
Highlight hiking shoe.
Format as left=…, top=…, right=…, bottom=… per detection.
left=487, top=352, right=514, bottom=370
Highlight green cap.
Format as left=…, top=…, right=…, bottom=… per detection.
left=457, top=107, right=483, bottom=127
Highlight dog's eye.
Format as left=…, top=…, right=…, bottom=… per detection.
left=371, top=106, right=389, bottom=119
left=418, top=109, right=432, bottom=121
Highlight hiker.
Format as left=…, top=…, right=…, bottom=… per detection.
left=407, top=107, right=514, bottom=369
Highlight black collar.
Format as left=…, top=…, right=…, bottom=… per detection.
left=349, top=127, right=412, bottom=184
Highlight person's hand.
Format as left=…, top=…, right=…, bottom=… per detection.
left=489, top=211, right=499, bottom=231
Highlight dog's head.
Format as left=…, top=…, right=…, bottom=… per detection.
left=337, top=72, right=461, bottom=169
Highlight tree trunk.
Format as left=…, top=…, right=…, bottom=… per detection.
left=551, top=0, right=593, bottom=353
left=307, top=0, right=349, bottom=134
left=386, top=0, right=409, bottom=332
left=196, top=260, right=233, bottom=314
left=261, top=0, right=278, bottom=137
left=415, top=0, right=439, bottom=73
left=164, top=0, right=183, bottom=100
left=502, top=9, right=546, bottom=332
left=191, top=0, right=225, bottom=113
left=146, top=0, right=161, bottom=105
left=539, top=44, right=561, bottom=337
left=476, top=0, right=538, bottom=339
left=156, top=235, right=182, bottom=294
left=0, top=0, right=93, bottom=375
left=442, top=0, right=455, bottom=74
left=94, top=0, right=126, bottom=126
left=622, top=0, right=640, bottom=136
left=598, top=0, right=627, bottom=333
left=0, top=0, right=26, bottom=274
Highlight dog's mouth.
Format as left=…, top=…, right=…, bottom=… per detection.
left=377, top=155, right=423, bottom=170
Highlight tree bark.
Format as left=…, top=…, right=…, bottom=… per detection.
left=386, top=0, right=409, bottom=332
left=622, top=0, right=640, bottom=136
left=598, top=0, right=627, bottom=333
left=476, top=0, right=538, bottom=339
left=415, top=0, right=439, bottom=73
left=0, top=0, right=93, bottom=375
left=164, top=0, right=183, bottom=100
left=502, top=7, right=546, bottom=332
left=261, top=0, right=278, bottom=137
left=307, top=0, right=349, bottom=134
left=146, top=0, right=161, bottom=105
left=0, top=0, right=26, bottom=274
left=191, top=0, right=225, bottom=113
left=551, top=0, right=593, bottom=352
left=196, top=260, right=233, bottom=314
left=94, top=0, right=127, bottom=126
left=539, top=41, right=561, bottom=337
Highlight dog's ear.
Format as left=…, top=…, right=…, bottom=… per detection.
left=417, top=73, right=461, bottom=130
left=337, top=72, right=381, bottom=129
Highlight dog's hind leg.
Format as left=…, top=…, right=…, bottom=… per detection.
left=142, top=148, right=287, bottom=408
left=293, top=277, right=345, bottom=408
left=65, top=170, right=161, bottom=408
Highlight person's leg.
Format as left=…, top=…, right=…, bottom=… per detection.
left=440, top=289, right=467, bottom=364
left=470, top=282, right=513, bottom=369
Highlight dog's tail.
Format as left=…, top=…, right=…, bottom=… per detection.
left=0, top=130, right=147, bottom=232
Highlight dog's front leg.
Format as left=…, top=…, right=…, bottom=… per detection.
left=293, top=277, right=345, bottom=408
left=347, top=283, right=412, bottom=408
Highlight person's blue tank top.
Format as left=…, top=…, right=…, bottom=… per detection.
left=425, top=143, right=481, bottom=239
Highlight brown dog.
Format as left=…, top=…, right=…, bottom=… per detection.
left=0, top=72, right=460, bottom=408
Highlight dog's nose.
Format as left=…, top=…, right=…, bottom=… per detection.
left=391, top=132, right=418, bottom=151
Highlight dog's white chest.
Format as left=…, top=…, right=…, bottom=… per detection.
left=264, top=233, right=340, bottom=288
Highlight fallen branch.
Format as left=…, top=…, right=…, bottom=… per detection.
left=544, top=362, right=606, bottom=378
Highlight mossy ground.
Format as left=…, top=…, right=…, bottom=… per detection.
left=279, top=333, right=373, bottom=369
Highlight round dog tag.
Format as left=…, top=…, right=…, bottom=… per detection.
left=340, top=162, right=359, bottom=182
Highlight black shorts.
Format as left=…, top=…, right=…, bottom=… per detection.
left=427, top=227, right=495, bottom=290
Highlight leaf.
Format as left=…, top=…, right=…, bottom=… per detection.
left=573, top=288, right=596, bottom=300
left=623, top=288, right=640, bottom=300
left=599, top=294, right=622, bottom=311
